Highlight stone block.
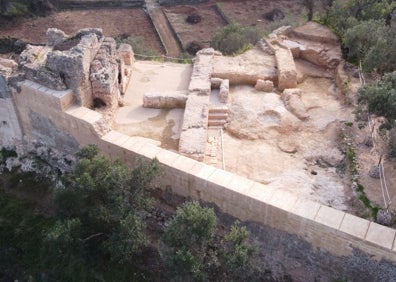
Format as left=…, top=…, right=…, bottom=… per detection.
left=179, top=127, right=207, bottom=161
left=135, top=143, right=161, bottom=159
left=118, top=43, right=134, bottom=66
left=155, top=148, right=180, bottom=167
left=291, top=198, right=320, bottom=220
left=275, top=47, right=297, bottom=90
left=211, top=77, right=223, bottom=89
left=143, top=91, right=187, bottom=109
left=365, top=222, right=396, bottom=250
left=269, top=190, right=298, bottom=212
left=339, top=213, right=370, bottom=240
left=207, top=168, right=234, bottom=187
left=255, top=79, right=274, bottom=92
left=219, top=79, right=229, bottom=103
left=181, top=95, right=209, bottom=130
left=101, top=130, right=130, bottom=146
left=315, top=205, right=345, bottom=229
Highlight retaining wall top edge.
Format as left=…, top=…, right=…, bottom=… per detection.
left=87, top=126, right=396, bottom=257
left=314, top=204, right=345, bottom=230
left=365, top=221, right=396, bottom=251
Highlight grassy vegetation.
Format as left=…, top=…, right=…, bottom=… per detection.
left=342, top=125, right=380, bottom=219
left=115, top=34, right=159, bottom=59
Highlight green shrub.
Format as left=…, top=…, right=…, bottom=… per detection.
left=210, top=23, right=263, bottom=55
left=358, top=71, right=396, bottom=120
left=115, top=34, right=158, bottom=58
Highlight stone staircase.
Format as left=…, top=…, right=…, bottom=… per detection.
left=208, top=107, right=228, bottom=127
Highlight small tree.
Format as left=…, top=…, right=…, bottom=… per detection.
left=161, top=201, right=266, bottom=280
left=302, top=0, right=315, bottom=21
left=162, top=201, right=216, bottom=280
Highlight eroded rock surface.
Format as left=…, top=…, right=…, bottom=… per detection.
left=281, top=88, right=309, bottom=120
left=17, top=28, right=134, bottom=108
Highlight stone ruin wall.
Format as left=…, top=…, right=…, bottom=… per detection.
left=18, top=28, right=133, bottom=109
left=0, top=25, right=395, bottom=280
left=0, top=27, right=133, bottom=152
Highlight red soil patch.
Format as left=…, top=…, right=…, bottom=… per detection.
left=164, top=3, right=227, bottom=49
left=0, top=8, right=163, bottom=54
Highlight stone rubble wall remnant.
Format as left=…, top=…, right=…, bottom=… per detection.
left=255, top=79, right=274, bottom=92
left=17, top=28, right=134, bottom=109
left=117, top=43, right=134, bottom=94
left=179, top=48, right=217, bottom=161
left=90, top=37, right=120, bottom=108
left=143, top=91, right=188, bottom=108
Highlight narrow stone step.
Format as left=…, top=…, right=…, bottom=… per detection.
left=208, top=113, right=228, bottom=120
left=208, top=119, right=227, bottom=126
left=209, top=108, right=228, bottom=114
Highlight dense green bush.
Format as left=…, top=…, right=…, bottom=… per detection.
left=321, top=0, right=396, bottom=73
left=0, top=0, right=54, bottom=19
left=358, top=71, right=396, bottom=120
left=161, top=201, right=266, bottom=281
left=210, top=23, right=263, bottom=55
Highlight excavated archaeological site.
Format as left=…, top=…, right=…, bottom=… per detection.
left=3, top=21, right=396, bottom=277
left=0, top=22, right=362, bottom=211
left=113, top=22, right=356, bottom=211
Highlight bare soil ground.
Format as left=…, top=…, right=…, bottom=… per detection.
left=162, top=0, right=311, bottom=52
left=113, top=61, right=192, bottom=150
left=164, top=4, right=227, bottom=49
left=217, top=0, right=307, bottom=31
left=0, top=8, right=163, bottom=53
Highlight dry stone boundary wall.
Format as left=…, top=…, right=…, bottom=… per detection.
left=7, top=79, right=396, bottom=275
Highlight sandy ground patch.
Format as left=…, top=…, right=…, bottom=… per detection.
left=222, top=79, right=353, bottom=210
left=113, top=61, right=192, bottom=151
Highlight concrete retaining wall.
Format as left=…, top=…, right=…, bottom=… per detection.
left=6, top=79, right=396, bottom=279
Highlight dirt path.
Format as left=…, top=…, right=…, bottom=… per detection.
left=145, top=0, right=182, bottom=57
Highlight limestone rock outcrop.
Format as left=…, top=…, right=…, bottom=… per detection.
left=46, top=28, right=67, bottom=47
left=18, top=28, right=134, bottom=108
left=0, top=58, right=18, bottom=76
left=90, top=37, right=120, bottom=107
